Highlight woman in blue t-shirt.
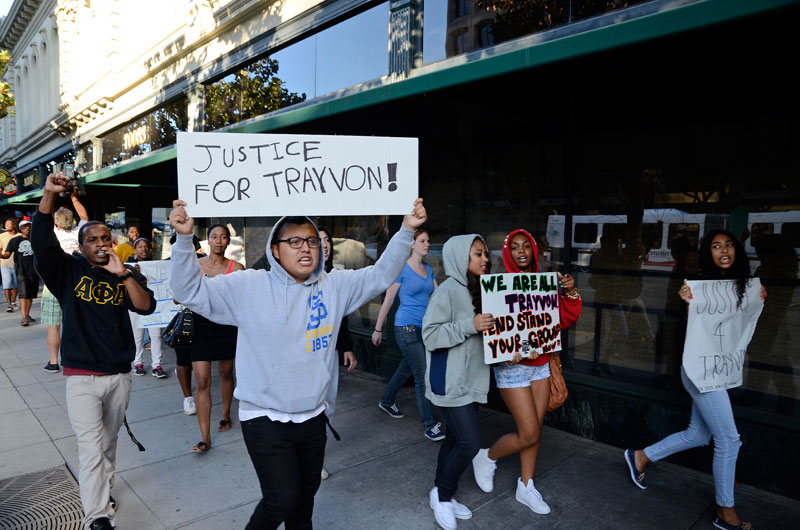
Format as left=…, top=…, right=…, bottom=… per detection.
left=372, top=228, right=442, bottom=441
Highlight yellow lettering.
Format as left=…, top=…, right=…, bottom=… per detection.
left=91, top=282, right=116, bottom=304
left=74, top=276, right=93, bottom=302
left=113, top=284, right=125, bottom=306
left=305, top=324, right=334, bottom=339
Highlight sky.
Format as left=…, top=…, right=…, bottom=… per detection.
left=0, top=0, right=12, bottom=19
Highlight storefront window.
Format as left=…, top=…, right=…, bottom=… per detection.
left=205, top=2, right=389, bottom=130
left=75, top=143, right=93, bottom=175
left=17, top=168, right=41, bottom=193
left=101, top=97, right=188, bottom=167
left=423, top=0, right=651, bottom=65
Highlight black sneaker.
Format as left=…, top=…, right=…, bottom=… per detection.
left=109, top=495, right=117, bottom=511
left=712, top=516, right=753, bottom=530
left=43, top=363, right=61, bottom=373
left=152, top=366, right=167, bottom=379
left=133, top=364, right=145, bottom=376
left=5, top=306, right=12, bottom=312
left=89, top=517, right=113, bottom=530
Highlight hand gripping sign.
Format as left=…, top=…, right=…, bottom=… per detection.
left=177, top=132, right=418, bottom=217
left=682, top=279, right=764, bottom=393
left=480, top=273, right=562, bottom=364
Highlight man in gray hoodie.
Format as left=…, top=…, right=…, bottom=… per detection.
left=169, top=199, right=427, bottom=529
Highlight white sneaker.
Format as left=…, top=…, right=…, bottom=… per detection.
left=429, top=487, right=457, bottom=530
left=321, top=468, right=329, bottom=480
left=515, top=478, right=550, bottom=514
left=183, top=397, right=197, bottom=415
left=471, top=448, right=496, bottom=493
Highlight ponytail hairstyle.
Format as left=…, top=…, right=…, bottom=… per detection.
left=466, top=236, right=484, bottom=315
left=699, top=229, right=750, bottom=308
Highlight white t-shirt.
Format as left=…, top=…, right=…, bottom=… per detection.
left=54, top=220, right=87, bottom=254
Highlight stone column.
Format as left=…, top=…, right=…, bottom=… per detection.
left=187, top=83, right=205, bottom=132
left=388, top=0, right=423, bottom=80
left=91, top=136, right=103, bottom=171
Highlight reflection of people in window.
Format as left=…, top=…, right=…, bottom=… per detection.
left=747, top=234, right=797, bottom=413
left=589, top=235, right=626, bottom=374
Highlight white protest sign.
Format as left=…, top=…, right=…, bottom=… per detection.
left=479, top=273, right=562, bottom=364
left=177, top=132, right=418, bottom=217
left=131, top=260, right=182, bottom=328
left=682, top=279, right=764, bottom=392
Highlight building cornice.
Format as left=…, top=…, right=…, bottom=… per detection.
left=0, top=0, right=44, bottom=50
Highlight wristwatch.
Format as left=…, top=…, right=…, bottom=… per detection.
left=118, top=270, right=133, bottom=281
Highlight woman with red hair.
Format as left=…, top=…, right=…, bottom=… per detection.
left=471, top=229, right=581, bottom=515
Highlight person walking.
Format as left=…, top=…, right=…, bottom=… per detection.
left=42, top=194, right=89, bottom=373
left=423, top=234, right=494, bottom=530
left=169, top=198, right=427, bottom=530
left=188, top=224, right=243, bottom=453
left=1, top=220, right=38, bottom=326
left=126, top=238, right=168, bottom=379
left=471, top=228, right=582, bottom=514
left=31, top=174, right=156, bottom=530
left=372, top=228, right=443, bottom=441
left=0, top=218, right=21, bottom=312
left=624, top=230, right=763, bottom=530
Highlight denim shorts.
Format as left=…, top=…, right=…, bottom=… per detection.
left=1, top=266, right=16, bottom=289
left=493, top=362, right=551, bottom=389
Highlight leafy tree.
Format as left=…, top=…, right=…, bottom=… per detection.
left=205, top=57, right=306, bottom=130
left=476, top=1, right=641, bottom=45
left=0, top=49, right=16, bottom=119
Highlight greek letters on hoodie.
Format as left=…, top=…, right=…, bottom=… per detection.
left=170, top=218, right=414, bottom=420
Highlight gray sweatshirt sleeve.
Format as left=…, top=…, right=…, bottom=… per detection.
left=169, top=233, right=238, bottom=326
left=336, top=226, right=414, bottom=315
left=422, top=285, right=478, bottom=351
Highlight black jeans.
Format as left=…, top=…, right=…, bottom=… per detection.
left=242, top=412, right=328, bottom=530
left=435, top=403, right=481, bottom=502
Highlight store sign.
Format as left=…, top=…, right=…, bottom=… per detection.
left=177, top=132, right=418, bottom=217
left=123, top=125, right=150, bottom=150
left=682, top=279, right=764, bottom=392
left=130, top=260, right=182, bottom=328
left=480, top=273, right=562, bottom=364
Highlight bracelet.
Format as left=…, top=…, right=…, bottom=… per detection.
left=374, top=329, right=382, bottom=333
left=564, top=289, right=581, bottom=300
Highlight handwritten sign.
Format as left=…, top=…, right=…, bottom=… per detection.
left=480, top=273, right=562, bottom=364
left=131, top=260, right=182, bottom=328
left=682, top=279, right=764, bottom=392
left=177, top=132, right=418, bottom=217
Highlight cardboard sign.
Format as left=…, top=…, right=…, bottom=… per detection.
left=480, top=273, right=562, bottom=364
left=177, top=132, right=418, bottom=217
left=682, top=279, right=764, bottom=392
left=131, top=260, right=182, bottom=328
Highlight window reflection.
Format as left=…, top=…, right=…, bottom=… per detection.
left=205, top=2, right=389, bottom=130
left=423, top=0, right=650, bottom=64
left=101, top=97, right=188, bottom=167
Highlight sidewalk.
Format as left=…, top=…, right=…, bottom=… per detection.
left=1, top=301, right=798, bottom=529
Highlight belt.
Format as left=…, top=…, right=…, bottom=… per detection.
left=396, top=325, right=417, bottom=332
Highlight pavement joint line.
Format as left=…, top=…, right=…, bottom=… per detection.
left=330, top=437, right=430, bottom=474
left=116, top=474, right=169, bottom=530
left=169, top=497, right=261, bottom=529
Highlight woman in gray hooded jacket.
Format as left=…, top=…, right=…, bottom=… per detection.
left=423, top=234, right=495, bottom=530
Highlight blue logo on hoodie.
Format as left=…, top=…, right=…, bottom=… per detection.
left=307, top=291, right=328, bottom=330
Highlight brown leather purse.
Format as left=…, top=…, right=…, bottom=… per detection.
left=547, top=353, right=568, bottom=411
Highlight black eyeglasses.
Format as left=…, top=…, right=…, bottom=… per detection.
left=276, top=236, right=321, bottom=249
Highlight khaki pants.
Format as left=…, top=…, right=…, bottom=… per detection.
left=66, top=373, right=132, bottom=529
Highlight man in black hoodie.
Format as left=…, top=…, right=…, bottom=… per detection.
left=32, top=174, right=156, bottom=530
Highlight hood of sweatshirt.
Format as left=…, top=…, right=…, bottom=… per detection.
left=502, top=228, right=543, bottom=273
left=266, top=216, right=325, bottom=285
left=443, top=234, right=486, bottom=286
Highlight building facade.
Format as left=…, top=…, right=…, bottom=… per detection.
left=1, top=0, right=799, bottom=498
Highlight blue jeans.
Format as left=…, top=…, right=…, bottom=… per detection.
left=436, top=404, right=481, bottom=502
left=380, top=326, right=436, bottom=430
left=644, top=368, right=741, bottom=507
